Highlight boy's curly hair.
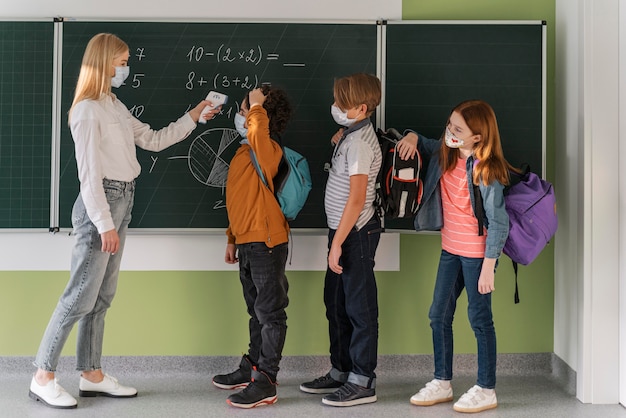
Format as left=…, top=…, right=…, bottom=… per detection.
left=247, top=85, right=293, bottom=139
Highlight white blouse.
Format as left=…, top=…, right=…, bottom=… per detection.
left=69, top=94, right=196, bottom=233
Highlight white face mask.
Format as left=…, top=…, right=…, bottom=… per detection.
left=234, top=112, right=248, bottom=138
left=111, top=66, right=130, bottom=88
left=444, top=127, right=466, bottom=148
left=331, top=104, right=358, bottom=127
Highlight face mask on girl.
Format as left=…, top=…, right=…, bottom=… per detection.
left=444, top=127, right=468, bottom=148
left=111, top=66, right=130, bottom=88
left=234, top=112, right=248, bottom=138
left=331, top=104, right=359, bottom=127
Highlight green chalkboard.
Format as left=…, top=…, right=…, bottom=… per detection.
left=58, top=21, right=377, bottom=229
left=383, top=21, right=544, bottom=230
left=0, top=20, right=544, bottom=230
left=0, top=21, right=53, bottom=228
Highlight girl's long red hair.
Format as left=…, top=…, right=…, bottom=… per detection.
left=439, top=100, right=515, bottom=185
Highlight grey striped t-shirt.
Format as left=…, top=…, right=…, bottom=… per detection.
left=324, top=123, right=382, bottom=230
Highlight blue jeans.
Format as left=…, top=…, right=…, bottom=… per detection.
left=237, top=241, right=289, bottom=379
left=324, top=215, right=381, bottom=389
left=429, top=250, right=497, bottom=389
left=34, top=179, right=134, bottom=372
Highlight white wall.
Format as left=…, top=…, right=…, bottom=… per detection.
left=554, top=0, right=581, bottom=373
left=2, top=0, right=400, bottom=21
left=0, top=0, right=403, bottom=272
left=618, top=1, right=626, bottom=405
left=556, top=0, right=622, bottom=405
left=580, top=0, right=620, bottom=404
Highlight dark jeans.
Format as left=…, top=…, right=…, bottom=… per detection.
left=237, top=242, right=289, bottom=379
left=429, top=250, right=497, bottom=389
left=324, top=215, right=381, bottom=389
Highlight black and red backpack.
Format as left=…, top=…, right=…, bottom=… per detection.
left=375, top=128, right=423, bottom=226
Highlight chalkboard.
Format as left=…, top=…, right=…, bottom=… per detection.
left=58, top=21, right=377, bottom=229
left=383, top=21, right=545, bottom=230
left=0, top=21, right=54, bottom=228
left=0, top=20, right=544, bottom=230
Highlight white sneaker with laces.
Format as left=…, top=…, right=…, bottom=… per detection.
left=79, top=374, right=138, bottom=398
left=29, top=376, right=77, bottom=409
left=453, top=385, right=497, bottom=413
left=410, top=379, right=453, bottom=406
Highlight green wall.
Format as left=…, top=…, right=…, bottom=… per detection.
left=0, top=0, right=555, bottom=357
left=1, top=235, right=554, bottom=356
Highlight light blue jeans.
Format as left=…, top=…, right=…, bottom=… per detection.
left=34, top=179, right=134, bottom=372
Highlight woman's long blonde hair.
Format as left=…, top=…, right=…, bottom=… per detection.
left=439, top=100, right=514, bottom=186
left=68, top=33, right=128, bottom=123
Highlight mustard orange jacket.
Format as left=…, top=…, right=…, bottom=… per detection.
left=225, top=105, right=289, bottom=247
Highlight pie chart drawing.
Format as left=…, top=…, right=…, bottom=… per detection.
left=184, top=127, right=241, bottom=188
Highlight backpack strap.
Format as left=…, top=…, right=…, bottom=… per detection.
left=473, top=184, right=485, bottom=237
left=249, top=146, right=294, bottom=263
left=249, top=148, right=270, bottom=188
left=512, top=261, right=520, bottom=304
left=471, top=158, right=485, bottom=237
left=472, top=157, right=521, bottom=303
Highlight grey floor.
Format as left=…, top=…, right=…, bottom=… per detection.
left=2, top=355, right=626, bottom=418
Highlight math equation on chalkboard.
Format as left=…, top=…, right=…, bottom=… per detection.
left=57, top=21, right=375, bottom=228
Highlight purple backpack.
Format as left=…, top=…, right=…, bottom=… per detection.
left=473, top=163, right=558, bottom=303
left=503, top=170, right=558, bottom=266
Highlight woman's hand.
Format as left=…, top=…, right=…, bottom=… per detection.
left=188, top=100, right=221, bottom=123
left=248, top=88, right=266, bottom=108
left=100, top=229, right=120, bottom=255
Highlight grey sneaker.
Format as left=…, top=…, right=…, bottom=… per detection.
left=300, top=373, right=344, bottom=394
left=213, top=354, right=253, bottom=390
left=321, top=382, right=376, bottom=407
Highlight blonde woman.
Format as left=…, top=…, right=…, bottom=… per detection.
left=29, top=33, right=216, bottom=409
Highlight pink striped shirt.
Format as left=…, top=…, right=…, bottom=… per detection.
left=440, top=158, right=486, bottom=258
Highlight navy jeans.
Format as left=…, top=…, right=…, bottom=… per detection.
left=237, top=242, right=289, bottom=379
left=429, top=250, right=497, bottom=389
left=324, top=215, right=381, bottom=389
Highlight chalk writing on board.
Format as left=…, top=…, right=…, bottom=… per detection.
left=125, top=40, right=304, bottom=216
left=183, top=44, right=304, bottom=91
left=187, top=44, right=263, bottom=65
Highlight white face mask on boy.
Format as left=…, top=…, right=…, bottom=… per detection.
left=111, top=66, right=130, bottom=88
left=234, top=112, right=248, bottom=138
left=331, top=104, right=359, bottom=127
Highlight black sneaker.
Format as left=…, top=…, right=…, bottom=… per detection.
left=213, top=354, right=253, bottom=390
left=300, top=373, right=344, bottom=394
left=322, top=382, right=377, bottom=407
left=227, top=368, right=277, bottom=409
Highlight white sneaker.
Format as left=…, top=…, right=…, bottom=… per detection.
left=410, top=379, right=453, bottom=406
left=453, top=385, right=497, bottom=413
left=79, top=374, right=138, bottom=398
left=29, top=376, right=77, bottom=409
